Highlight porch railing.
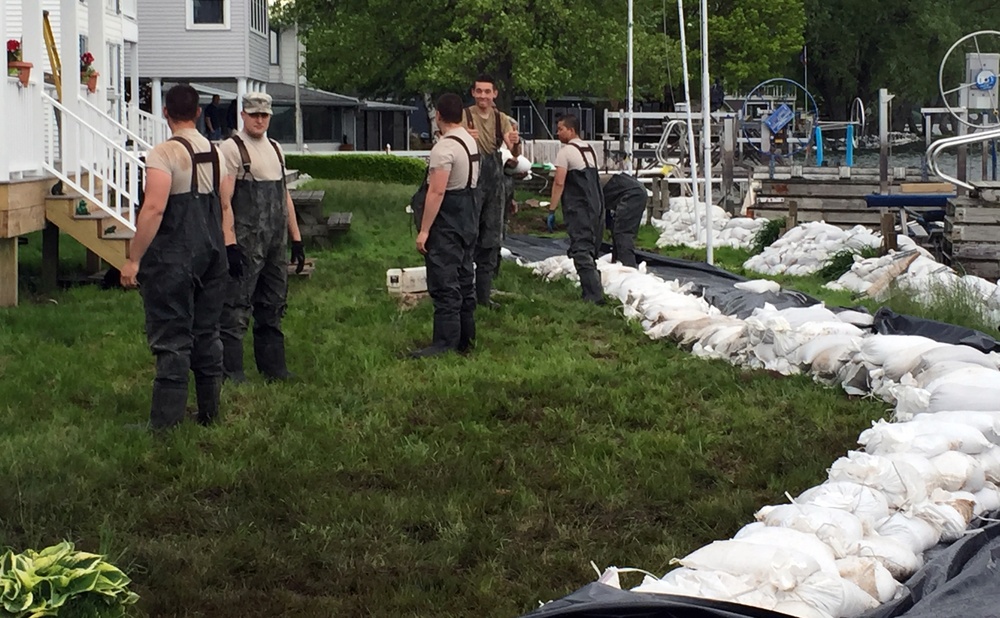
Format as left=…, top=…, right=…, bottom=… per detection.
left=79, top=94, right=153, bottom=154
left=125, top=106, right=170, bottom=149
left=42, top=91, right=144, bottom=232
left=4, top=77, right=45, bottom=176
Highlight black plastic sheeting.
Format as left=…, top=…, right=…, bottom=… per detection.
left=873, top=307, right=1000, bottom=353
left=519, top=584, right=794, bottom=618
left=503, top=234, right=820, bottom=318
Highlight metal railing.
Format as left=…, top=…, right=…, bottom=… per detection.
left=42, top=91, right=144, bottom=232
left=926, top=126, right=1000, bottom=191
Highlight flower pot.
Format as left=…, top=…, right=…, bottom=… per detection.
left=7, top=60, right=32, bottom=87
left=85, top=72, right=99, bottom=93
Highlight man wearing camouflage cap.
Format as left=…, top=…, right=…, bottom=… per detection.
left=218, top=92, right=305, bottom=382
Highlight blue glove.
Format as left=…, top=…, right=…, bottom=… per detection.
left=546, top=212, right=556, bottom=233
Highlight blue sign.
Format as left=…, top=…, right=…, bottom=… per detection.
left=764, top=103, right=795, bottom=133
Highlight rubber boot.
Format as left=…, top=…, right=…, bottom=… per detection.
left=411, top=316, right=461, bottom=358
left=195, top=378, right=221, bottom=426
left=254, top=339, right=294, bottom=382
left=475, top=268, right=497, bottom=308
left=222, top=339, right=247, bottom=383
left=579, top=269, right=606, bottom=305
left=457, top=312, right=476, bottom=354
left=149, top=384, right=189, bottom=431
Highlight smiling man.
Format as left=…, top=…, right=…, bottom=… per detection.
left=217, top=92, right=305, bottom=383
left=465, top=74, right=520, bottom=309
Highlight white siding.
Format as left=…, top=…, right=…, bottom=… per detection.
left=268, top=26, right=300, bottom=85
left=5, top=1, right=128, bottom=76
left=138, top=0, right=247, bottom=79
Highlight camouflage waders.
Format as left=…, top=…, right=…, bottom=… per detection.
left=603, top=174, right=647, bottom=269
left=562, top=143, right=605, bottom=303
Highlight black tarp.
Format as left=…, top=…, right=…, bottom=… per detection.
left=503, top=235, right=820, bottom=318
left=872, top=307, right=1000, bottom=353
left=519, top=583, right=794, bottom=618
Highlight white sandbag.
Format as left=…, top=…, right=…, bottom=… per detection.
left=836, top=556, right=903, bottom=604
left=776, top=571, right=878, bottom=618
left=731, top=525, right=840, bottom=575
left=675, top=540, right=822, bottom=591
left=881, top=341, right=948, bottom=381
left=928, top=384, right=1000, bottom=413
left=858, top=419, right=993, bottom=456
left=835, top=310, right=875, bottom=327
left=793, top=335, right=862, bottom=366
left=913, top=345, right=999, bottom=374
left=756, top=503, right=865, bottom=558
left=828, top=451, right=928, bottom=508
left=921, top=365, right=1000, bottom=394
left=912, top=491, right=975, bottom=542
left=974, top=446, right=1000, bottom=483
left=632, top=568, right=777, bottom=608
left=882, top=452, right=942, bottom=491
left=797, top=482, right=891, bottom=530
left=858, top=335, right=942, bottom=368
left=875, top=512, right=942, bottom=554
left=974, top=482, right=1000, bottom=513
left=913, top=411, right=1000, bottom=445
left=855, top=536, right=923, bottom=580
left=930, top=451, right=987, bottom=493
left=734, top=279, right=781, bottom=294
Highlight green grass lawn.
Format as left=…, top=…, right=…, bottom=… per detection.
left=2, top=180, right=891, bottom=617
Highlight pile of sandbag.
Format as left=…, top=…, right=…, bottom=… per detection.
left=652, top=196, right=769, bottom=250
left=518, top=253, right=1000, bottom=618
left=743, top=222, right=884, bottom=277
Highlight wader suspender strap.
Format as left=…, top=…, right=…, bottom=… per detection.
left=443, top=135, right=480, bottom=189
left=464, top=108, right=504, bottom=150
left=169, top=136, right=220, bottom=193
left=230, top=135, right=286, bottom=187
left=569, top=142, right=598, bottom=169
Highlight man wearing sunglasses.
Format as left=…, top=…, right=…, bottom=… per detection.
left=218, top=92, right=304, bottom=383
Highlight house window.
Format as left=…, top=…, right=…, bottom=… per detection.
left=249, top=0, right=268, bottom=36
left=269, top=29, right=280, bottom=65
left=187, top=0, right=230, bottom=30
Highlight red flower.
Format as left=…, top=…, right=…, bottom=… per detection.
left=7, top=39, right=21, bottom=54
left=80, top=51, right=94, bottom=66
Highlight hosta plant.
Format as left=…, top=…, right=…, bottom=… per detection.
left=0, top=541, right=138, bottom=617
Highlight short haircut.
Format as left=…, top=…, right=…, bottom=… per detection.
left=164, top=84, right=200, bottom=122
left=436, top=93, right=464, bottom=124
left=558, top=114, right=580, bottom=134
left=473, top=74, right=496, bottom=89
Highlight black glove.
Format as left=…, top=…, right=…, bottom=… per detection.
left=290, top=241, right=306, bottom=274
left=226, top=244, right=246, bottom=279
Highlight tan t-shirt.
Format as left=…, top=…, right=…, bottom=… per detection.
left=464, top=106, right=514, bottom=155
left=218, top=130, right=285, bottom=181
left=429, top=127, right=479, bottom=191
left=144, top=128, right=226, bottom=195
left=554, top=138, right=596, bottom=172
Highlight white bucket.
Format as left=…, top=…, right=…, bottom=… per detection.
left=386, top=267, right=427, bottom=295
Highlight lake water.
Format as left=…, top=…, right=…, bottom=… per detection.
left=828, top=142, right=1000, bottom=183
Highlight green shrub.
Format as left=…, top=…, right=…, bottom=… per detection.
left=285, top=154, right=426, bottom=185
left=750, top=217, right=786, bottom=255
left=818, top=247, right=881, bottom=281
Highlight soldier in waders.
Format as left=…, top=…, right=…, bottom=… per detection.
left=466, top=74, right=520, bottom=308
left=120, top=84, right=241, bottom=430
left=218, top=92, right=305, bottom=382
left=547, top=115, right=606, bottom=304
left=412, top=93, right=481, bottom=357
left=601, top=173, right=648, bottom=269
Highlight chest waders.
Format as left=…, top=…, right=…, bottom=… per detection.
left=603, top=174, right=647, bottom=269
left=467, top=108, right=508, bottom=306
left=220, top=135, right=292, bottom=381
left=137, top=137, right=227, bottom=429
left=562, top=143, right=606, bottom=304
left=412, top=136, right=481, bottom=358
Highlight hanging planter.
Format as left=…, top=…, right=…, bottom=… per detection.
left=8, top=60, right=32, bottom=87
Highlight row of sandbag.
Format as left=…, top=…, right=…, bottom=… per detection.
left=518, top=255, right=1000, bottom=618
left=825, top=249, right=1000, bottom=324
left=651, top=196, right=768, bottom=250
left=743, top=221, right=892, bottom=277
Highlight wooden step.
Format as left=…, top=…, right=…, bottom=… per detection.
left=44, top=197, right=130, bottom=269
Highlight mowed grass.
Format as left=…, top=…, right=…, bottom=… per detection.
left=0, top=180, right=889, bottom=617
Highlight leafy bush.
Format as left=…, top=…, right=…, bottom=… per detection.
left=285, top=154, right=426, bottom=185
left=749, top=217, right=786, bottom=255
left=818, top=247, right=881, bottom=281
left=0, top=541, right=138, bottom=617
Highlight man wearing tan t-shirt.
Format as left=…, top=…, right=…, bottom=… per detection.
left=217, top=92, right=304, bottom=382
left=411, top=93, right=481, bottom=357
left=466, top=74, right=520, bottom=308
left=119, top=84, right=240, bottom=430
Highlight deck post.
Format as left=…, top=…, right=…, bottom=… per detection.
left=0, top=238, right=17, bottom=307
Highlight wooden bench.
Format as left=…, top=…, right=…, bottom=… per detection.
left=327, top=212, right=353, bottom=231
left=290, top=190, right=325, bottom=210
